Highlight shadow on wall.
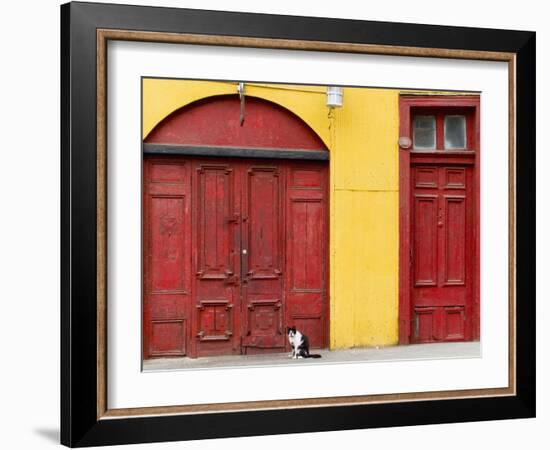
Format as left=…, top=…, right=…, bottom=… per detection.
left=34, top=428, right=59, bottom=444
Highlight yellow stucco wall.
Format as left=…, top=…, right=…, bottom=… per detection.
left=142, top=79, right=400, bottom=349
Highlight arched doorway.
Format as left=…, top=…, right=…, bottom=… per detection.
left=143, top=95, right=330, bottom=358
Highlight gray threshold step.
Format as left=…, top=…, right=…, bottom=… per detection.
left=143, top=341, right=481, bottom=372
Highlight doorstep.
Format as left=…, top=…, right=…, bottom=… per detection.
left=142, top=341, right=481, bottom=372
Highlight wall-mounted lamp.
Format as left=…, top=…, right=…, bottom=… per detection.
left=326, top=86, right=343, bottom=108
left=237, top=82, right=245, bottom=126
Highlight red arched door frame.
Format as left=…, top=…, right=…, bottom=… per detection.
left=143, top=95, right=330, bottom=359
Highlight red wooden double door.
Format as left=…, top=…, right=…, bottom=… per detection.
left=143, top=156, right=328, bottom=358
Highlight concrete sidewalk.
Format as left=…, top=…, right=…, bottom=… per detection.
left=143, top=341, right=481, bottom=372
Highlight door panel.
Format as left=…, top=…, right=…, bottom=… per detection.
left=196, top=165, right=235, bottom=279
left=193, top=163, right=240, bottom=356
left=149, top=319, right=186, bottom=356
left=144, top=156, right=328, bottom=358
left=245, top=167, right=281, bottom=280
left=143, top=161, right=191, bottom=358
left=285, top=163, right=328, bottom=349
left=411, top=164, right=474, bottom=343
left=150, top=196, right=186, bottom=291
left=413, top=195, right=438, bottom=286
left=444, top=196, right=466, bottom=285
left=241, top=165, right=285, bottom=353
left=444, top=306, right=466, bottom=340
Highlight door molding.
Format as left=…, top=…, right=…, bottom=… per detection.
left=143, top=143, right=329, bottom=161
left=398, top=95, right=480, bottom=344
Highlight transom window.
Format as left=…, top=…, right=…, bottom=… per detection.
left=413, top=115, right=436, bottom=149
left=444, top=115, right=466, bottom=149
left=412, top=107, right=474, bottom=151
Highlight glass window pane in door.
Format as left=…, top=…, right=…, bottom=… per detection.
left=413, top=115, right=436, bottom=149
left=444, top=115, right=466, bottom=149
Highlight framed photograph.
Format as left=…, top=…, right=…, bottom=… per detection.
left=61, top=1, right=535, bottom=447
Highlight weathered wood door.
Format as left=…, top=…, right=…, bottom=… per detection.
left=240, top=163, right=285, bottom=354
left=192, top=160, right=242, bottom=356
left=142, top=92, right=330, bottom=359
left=411, top=163, right=475, bottom=342
left=399, top=96, right=480, bottom=344
left=143, top=157, right=328, bottom=358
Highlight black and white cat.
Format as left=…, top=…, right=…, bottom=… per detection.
left=287, top=327, right=322, bottom=359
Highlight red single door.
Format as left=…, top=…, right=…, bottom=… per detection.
left=400, top=96, right=480, bottom=344
left=411, top=163, right=475, bottom=342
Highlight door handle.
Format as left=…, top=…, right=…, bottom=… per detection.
left=225, top=275, right=239, bottom=285
left=226, top=213, right=240, bottom=223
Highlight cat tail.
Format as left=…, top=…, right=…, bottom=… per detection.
left=307, top=354, right=322, bottom=358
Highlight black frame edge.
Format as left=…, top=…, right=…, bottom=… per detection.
left=62, top=2, right=101, bottom=447
left=69, top=1, right=533, bottom=52
left=60, top=2, right=71, bottom=446
left=515, top=32, right=536, bottom=417
left=77, top=396, right=533, bottom=447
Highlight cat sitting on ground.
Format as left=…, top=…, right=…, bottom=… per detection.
left=287, top=327, right=322, bottom=359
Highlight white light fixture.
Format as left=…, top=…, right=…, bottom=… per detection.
left=237, top=82, right=245, bottom=125
left=326, top=86, right=343, bottom=108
